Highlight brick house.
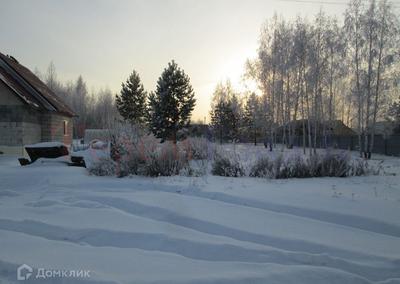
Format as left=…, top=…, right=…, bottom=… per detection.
left=0, top=53, right=75, bottom=155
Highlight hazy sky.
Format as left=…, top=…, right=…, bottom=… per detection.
left=0, top=0, right=348, bottom=121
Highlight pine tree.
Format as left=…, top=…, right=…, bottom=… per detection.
left=211, top=101, right=227, bottom=144
left=116, top=70, right=147, bottom=124
left=210, top=100, right=238, bottom=144
left=209, top=81, right=241, bottom=143
left=148, top=61, right=196, bottom=142
left=244, top=92, right=262, bottom=145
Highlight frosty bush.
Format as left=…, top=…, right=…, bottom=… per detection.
left=249, top=156, right=273, bottom=178
left=91, top=138, right=192, bottom=177
left=321, top=151, right=351, bottom=177
left=249, top=154, right=307, bottom=178
left=187, top=159, right=209, bottom=177
left=285, top=154, right=310, bottom=178
left=111, top=137, right=148, bottom=177
left=308, top=151, right=356, bottom=178
left=211, top=149, right=244, bottom=177
left=88, top=157, right=116, bottom=176
left=92, top=132, right=377, bottom=179
left=250, top=150, right=374, bottom=179
left=181, top=137, right=211, bottom=160
left=143, top=142, right=189, bottom=176
left=109, top=124, right=158, bottom=177
left=116, top=149, right=146, bottom=177
left=349, top=159, right=379, bottom=176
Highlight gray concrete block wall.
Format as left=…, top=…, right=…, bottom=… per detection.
left=0, top=121, right=23, bottom=146
left=0, top=105, right=42, bottom=124
left=22, top=122, right=42, bottom=145
left=1, top=80, right=74, bottom=153
left=41, top=113, right=73, bottom=145
left=0, top=106, right=72, bottom=153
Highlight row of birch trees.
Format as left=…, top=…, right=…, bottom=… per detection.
left=238, top=0, right=399, bottom=158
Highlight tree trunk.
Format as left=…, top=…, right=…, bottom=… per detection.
left=370, top=21, right=385, bottom=156
left=364, top=16, right=374, bottom=159
left=254, top=125, right=257, bottom=146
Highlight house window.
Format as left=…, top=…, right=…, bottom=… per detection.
left=63, top=120, right=68, bottom=136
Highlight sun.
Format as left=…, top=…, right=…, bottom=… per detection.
left=218, top=45, right=260, bottom=95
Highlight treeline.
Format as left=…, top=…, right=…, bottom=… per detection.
left=35, top=62, right=119, bottom=138
left=210, top=0, right=400, bottom=158
left=37, top=61, right=196, bottom=143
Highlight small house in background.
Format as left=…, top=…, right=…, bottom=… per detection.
left=0, top=52, right=75, bottom=155
left=277, top=119, right=356, bottom=137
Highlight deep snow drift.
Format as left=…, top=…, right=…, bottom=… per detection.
left=0, top=148, right=399, bottom=284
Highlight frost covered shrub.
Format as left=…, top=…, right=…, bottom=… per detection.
left=273, top=155, right=285, bottom=178
left=249, top=150, right=373, bottom=179
left=286, top=154, right=310, bottom=178
left=180, top=137, right=211, bottom=160
left=307, top=154, right=323, bottom=177
left=349, top=159, right=379, bottom=176
left=275, top=155, right=304, bottom=178
left=303, top=151, right=352, bottom=178
left=187, top=159, right=209, bottom=177
left=116, top=150, right=146, bottom=177
left=142, top=142, right=189, bottom=176
left=320, top=151, right=351, bottom=177
left=88, top=157, right=116, bottom=176
left=91, top=123, right=195, bottom=177
left=110, top=124, right=158, bottom=177
left=211, top=149, right=244, bottom=177
left=308, top=151, right=374, bottom=178
left=249, top=156, right=273, bottom=178
left=250, top=154, right=309, bottom=179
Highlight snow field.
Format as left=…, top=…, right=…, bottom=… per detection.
left=0, top=149, right=399, bottom=283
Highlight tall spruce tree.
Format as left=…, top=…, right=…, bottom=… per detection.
left=116, top=70, right=147, bottom=124
left=148, top=61, right=196, bottom=142
left=244, top=92, right=263, bottom=145
left=209, top=81, right=241, bottom=143
left=210, top=100, right=236, bottom=144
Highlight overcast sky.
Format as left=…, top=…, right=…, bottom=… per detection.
left=0, top=0, right=349, bottom=121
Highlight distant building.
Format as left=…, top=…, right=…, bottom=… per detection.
left=0, top=53, right=75, bottom=155
left=371, top=121, right=399, bottom=137
left=277, top=119, right=356, bottom=137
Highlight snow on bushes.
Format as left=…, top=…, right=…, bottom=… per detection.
left=143, top=142, right=190, bottom=176
left=181, top=137, right=212, bottom=160
left=249, top=156, right=274, bottom=178
left=89, top=125, right=214, bottom=177
left=249, top=151, right=375, bottom=179
left=211, top=148, right=245, bottom=177
left=89, top=127, right=376, bottom=179
left=88, top=157, right=117, bottom=176
left=91, top=124, right=195, bottom=177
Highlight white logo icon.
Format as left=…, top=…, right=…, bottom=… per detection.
left=17, top=264, right=33, bottom=281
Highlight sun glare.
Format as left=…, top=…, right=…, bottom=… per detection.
left=217, top=45, right=259, bottom=95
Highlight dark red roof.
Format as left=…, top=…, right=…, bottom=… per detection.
left=0, top=52, right=75, bottom=117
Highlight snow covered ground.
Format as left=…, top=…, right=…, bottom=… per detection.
left=0, top=147, right=400, bottom=284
